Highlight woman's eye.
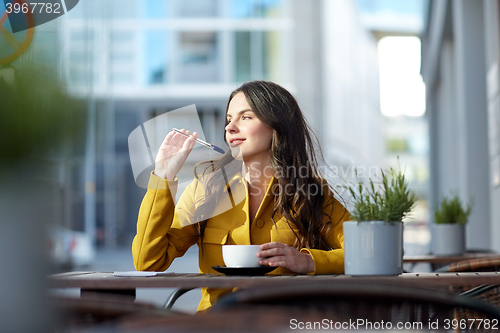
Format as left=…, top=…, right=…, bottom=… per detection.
left=242, top=116, right=251, bottom=120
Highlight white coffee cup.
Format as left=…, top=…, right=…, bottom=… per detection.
left=222, top=245, right=262, bottom=268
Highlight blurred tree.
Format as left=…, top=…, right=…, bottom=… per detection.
left=0, top=65, right=81, bottom=166
left=0, top=62, right=83, bottom=332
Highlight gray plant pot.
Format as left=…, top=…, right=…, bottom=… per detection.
left=430, top=224, right=465, bottom=256
left=343, top=221, right=403, bottom=276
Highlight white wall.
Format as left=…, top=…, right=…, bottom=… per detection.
left=322, top=0, right=384, bottom=182
left=423, top=0, right=493, bottom=251
left=484, top=0, right=500, bottom=253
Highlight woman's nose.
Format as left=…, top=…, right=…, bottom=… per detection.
left=225, top=120, right=238, bottom=133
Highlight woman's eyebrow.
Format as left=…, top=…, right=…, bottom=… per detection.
left=226, top=109, right=253, bottom=119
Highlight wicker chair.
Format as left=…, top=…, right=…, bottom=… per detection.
left=435, top=257, right=500, bottom=298
left=437, top=257, right=500, bottom=273
left=112, top=282, right=500, bottom=332
left=210, top=281, right=500, bottom=330
left=430, top=249, right=497, bottom=271
left=434, top=256, right=500, bottom=331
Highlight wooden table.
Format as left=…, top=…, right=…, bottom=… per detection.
left=403, top=253, right=499, bottom=265
left=48, top=271, right=500, bottom=291
left=49, top=271, right=500, bottom=331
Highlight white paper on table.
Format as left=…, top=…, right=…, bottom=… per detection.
left=113, top=271, right=158, bottom=277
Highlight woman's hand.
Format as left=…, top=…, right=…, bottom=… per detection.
left=258, top=242, right=314, bottom=274
left=154, top=129, right=197, bottom=181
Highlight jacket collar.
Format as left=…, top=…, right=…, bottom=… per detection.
left=222, top=171, right=277, bottom=194
left=222, top=171, right=244, bottom=192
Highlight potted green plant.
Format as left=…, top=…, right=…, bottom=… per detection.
left=431, top=194, right=474, bottom=256
left=343, top=167, right=416, bottom=275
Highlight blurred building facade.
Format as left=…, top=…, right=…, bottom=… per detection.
left=53, top=0, right=382, bottom=248
left=355, top=0, right=430, bottom=226
left=421, top=0, right=500, bottom=251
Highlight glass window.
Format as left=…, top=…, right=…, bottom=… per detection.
left=63, top=0, right=100, bottom=19
left=234, top=31, right=281, bottom=82
left=70, top=50, right=98, bottom=63
left=71, top=30, right=95, bottom=42
left=178, top=32, right=219, bottom=83
left=262, top=31, right=280, bottom=81
left=70, top=68, right=100, bottom=86
left=176, top=0, right=219, bottom=17
left=35, top=36, right=60, bottom=68
left=69, top=69, right=86, bottom=85
left=230, top=0, right=283, bottom=18
left=408, top=134, right=429, bottom=155
left=143, top=0, right=169, bottom=18
left=110, top=31, right=134, bottom=64
left=110, top=31, right=133, bottom=44
left=355, top=0, right=425, bottom=16
left=110, top=0, right=138, bottom=19
left=63, top=0, right=84, bottom=19
left=143, top=31, right=168, bottom=85
left=235, top=32, right=252, bottom=82
left=110, top=72, right=134, bottom=84
left=110, top=52, right=134, bottom=63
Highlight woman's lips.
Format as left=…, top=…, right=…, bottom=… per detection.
left=229, top=139, right=245, bottom=147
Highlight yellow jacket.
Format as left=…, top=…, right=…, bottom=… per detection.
left=132, top=172, right=349, bottom=312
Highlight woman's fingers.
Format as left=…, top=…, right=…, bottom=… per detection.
left=170, top=131, right=196, bottom=161
left=170, top=129, right=190, bottom=150
left=181, top=131, right=197, bottom=152
left=258, top=242, right=286, bottom=256
left=158, top=129, right=193, bottom=156
left=259, top=241, right=284, bottom=250
left=258, top=242, right=287, bottom=263
left=258, top=249, right=291, bottom=264
left=258, top=242, right=314, bottom=274
left=154, top=129, right=197, bottom=180
left=161, top=130, right=175, bottom=146
left=263, top=256, right=287, bottom=267
left=156, top=131, right=175, bottom=158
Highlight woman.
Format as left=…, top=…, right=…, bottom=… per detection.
left=132, top=80, right=349, bottom=313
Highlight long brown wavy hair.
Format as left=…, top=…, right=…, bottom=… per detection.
left=193, top=80, right=346, bottom=251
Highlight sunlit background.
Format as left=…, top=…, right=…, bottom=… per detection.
left=379, top=36, right=426, bottom=117
left=0, top=0, right=430, bottom=250
left=2, top=0, right=500, bottom=326
left=0, top=0, right=429, bottom=318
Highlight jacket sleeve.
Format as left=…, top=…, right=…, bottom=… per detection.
left=132, top=173, right=199, bottom=271
left=300, top=189, right=351, bottom=275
